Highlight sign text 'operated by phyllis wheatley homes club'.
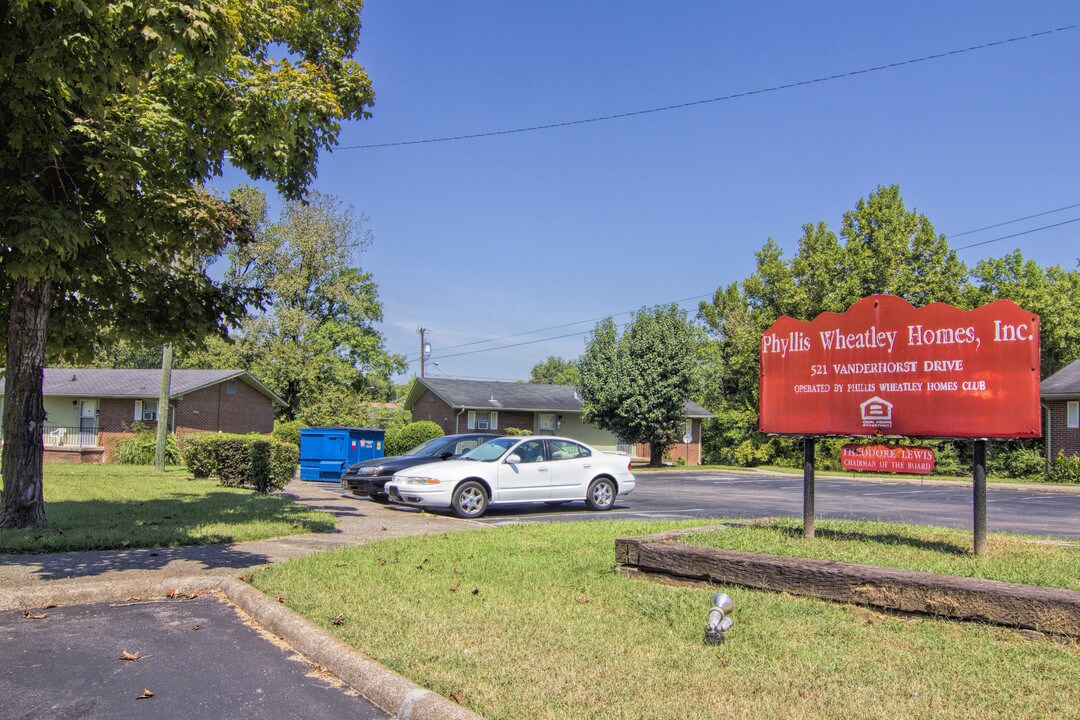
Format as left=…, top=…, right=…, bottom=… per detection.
left=759, top=295, right=1041, bottom=439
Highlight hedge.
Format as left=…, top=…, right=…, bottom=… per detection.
left=180, top=433, right=299, bottom=492
left=385, top=421, right=444, bottom=457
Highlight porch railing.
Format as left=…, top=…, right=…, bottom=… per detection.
left=39, top=424, right=101, bottom=448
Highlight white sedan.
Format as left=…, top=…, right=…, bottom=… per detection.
left=386, top=436, right=635, bottom=518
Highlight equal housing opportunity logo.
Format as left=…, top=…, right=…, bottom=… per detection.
left=860, top=396, right=893, bottom=429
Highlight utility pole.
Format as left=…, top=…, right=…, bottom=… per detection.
left=418, top=327, right=429, bottom=378
left=154, top=343, right=173, bottom=472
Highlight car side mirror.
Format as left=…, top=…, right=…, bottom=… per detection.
left=439, top=450, right=454, bottom=460
left=506, top=454, right=521, bottom=464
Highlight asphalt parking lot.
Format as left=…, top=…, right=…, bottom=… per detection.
left=0, top=594, right=388, bottom=720
left=436, top=471, right=1080, bottom=538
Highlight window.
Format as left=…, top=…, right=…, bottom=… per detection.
left=226, top=380, right=237, bottom=395
left=549, top=439, right=590, bottom=461
left=134, top=399, right=158, bottom=421
left=467, top=410, right=498, bottom=430
left=1069, top=401, right=1079, bottom=430
left=513, top=440, right=547, bottom=463
left=452, top=439, right=481, bottom=456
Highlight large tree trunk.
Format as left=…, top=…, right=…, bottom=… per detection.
left=0, top=278, right=52, bottom=528
left=649, top=440, right=666, bottom=468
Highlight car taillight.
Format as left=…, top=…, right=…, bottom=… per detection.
left=627, top=461, right=632, bottom=471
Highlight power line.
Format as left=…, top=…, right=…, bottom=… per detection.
left=948, top=202, right=1080, bottom=238
left=339, top=24, right=1077, bottom=151
left=404, top=293, right=711, bottom=359
left=953, top=216, right=1080, bottom=251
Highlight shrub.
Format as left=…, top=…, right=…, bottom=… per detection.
left=112, top=429, right=182, bottom=465
left=272, top=419, right=305, bottom=446
left=1046, top=450, right=1080, bottom=484
left=181, top=433, right=298, bottom=492
left=989, top=446, right=1046, bottom=479
left=503, top=427, right=533, bottom=436
left=385, top=421, right=443, bottom=456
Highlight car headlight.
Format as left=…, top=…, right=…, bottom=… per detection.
left=402, top=476, right=441, bottom=485
left=359, top=466, right=382, bottom=476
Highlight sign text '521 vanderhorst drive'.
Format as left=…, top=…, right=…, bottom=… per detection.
left=759, top=295, right=1041, bottom=438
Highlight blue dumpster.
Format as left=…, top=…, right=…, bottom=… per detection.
left=299, top=427, right=385, bottom=482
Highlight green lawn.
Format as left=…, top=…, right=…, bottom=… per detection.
left=0, top=463, right=336, bottom=553
left=250, top=520, right=1080, bottom=720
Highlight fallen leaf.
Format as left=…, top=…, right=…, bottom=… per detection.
left=137, top=689, right=155, bottom=700
left=335, top=562, right=348, bottom=567
left=42, top=604, right=56, bottom=610
left=22, top=611, right=47, bottom=620
left=291, top=522, right=300, bottom=528
left=119, top=650, right=142, bottom=662
left=331, top=614, right=346, bottom=626
left=381, top=526, right=388, bottom=531
left=715, top=655, right=729, bottom=666
left=471, top=588, right=481, bottom=596
left=576, top=596, right=589, bottom=604
left=191, top=625, right=202, bottom=631
left=415, top=564, right=423, bottom=570
left=120, top=541, right=130, bottom=548
left=391, top=556, right=399, bottom=564
left=450, top=581, right=461, bottom=592
left=276, top=595, right=285, bottom=604
left=449, top=692, right=464, bottom=705
left=376, top=558, right=386, bottom=566
left=451, top=565, right=459, bottom=574
left=442, top=533, right=449, bottom=540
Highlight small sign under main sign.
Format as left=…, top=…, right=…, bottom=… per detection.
left=841, top=444, right=935, bottom=475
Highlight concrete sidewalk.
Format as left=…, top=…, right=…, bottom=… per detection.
left=0, top=479, right=474, bottom=595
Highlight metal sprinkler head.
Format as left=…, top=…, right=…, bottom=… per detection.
left=704, top=593, right=735, bottom=645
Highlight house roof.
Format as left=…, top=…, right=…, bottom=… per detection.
left=0, top=368, right=286, bottom=405
left=407, top=377, right=714, bottom=418
left=1041, top=359, right=1080, bottom=398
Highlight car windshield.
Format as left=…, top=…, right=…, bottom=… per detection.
left=460, top=438, right=516, bottom=462
left=407, top=437, right=450, bottom=457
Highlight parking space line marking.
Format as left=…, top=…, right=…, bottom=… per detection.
left=859, top=489, right=937, bottom=496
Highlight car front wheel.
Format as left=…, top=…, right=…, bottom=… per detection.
left=585, top=478, right=616, bottom=511
left=451, top=481, right=488, bottom=518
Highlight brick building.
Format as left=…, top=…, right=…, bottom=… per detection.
left=406, top=377, right=713, bottom=465
left=1041, top=359, right=1080, bottom=460
left=0, top=368, right=283, bottom=462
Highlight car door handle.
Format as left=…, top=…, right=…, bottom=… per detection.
left=583, top=464, right=591, bottom=468
left=538, top=467, right=549, bottom=472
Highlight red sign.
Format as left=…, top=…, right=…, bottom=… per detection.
left=759, top=295, right=1040, bottom=438
left=841, top=444, right=935, bottom=474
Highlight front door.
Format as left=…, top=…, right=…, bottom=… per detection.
left=78, top=399, right=97, bottom=446
left=495, top=439, right=551, bottom=501
left=536, top=412, right=557, bottom=434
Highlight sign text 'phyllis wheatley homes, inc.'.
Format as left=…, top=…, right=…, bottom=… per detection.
left=759, top=295, right=1041, bottom=438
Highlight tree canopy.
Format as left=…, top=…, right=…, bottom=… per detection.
left=220, top=187, right=404, bottom=424
left=579, top=305, right=699, bottom=466
left=528, top=356, right=581, bottom=386
left=1, top=0, right=374, bottom=527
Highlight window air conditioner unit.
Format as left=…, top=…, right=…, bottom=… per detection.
left=476, top=421, right=489, bottom=429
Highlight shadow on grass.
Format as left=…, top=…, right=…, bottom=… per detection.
left=0, top=490, right=339, bottom=560
left=774, top=524, right=971, bottom=556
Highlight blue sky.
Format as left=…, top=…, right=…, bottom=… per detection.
left=219, top=2, right=1079, bottom=383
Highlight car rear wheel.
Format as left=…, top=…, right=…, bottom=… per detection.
left=585, top=478, right=616, bottom=511
left=451, top=481, right=488, bottom=518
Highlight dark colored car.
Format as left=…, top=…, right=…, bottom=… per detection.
left=340, top=433, right=499, bottom=502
